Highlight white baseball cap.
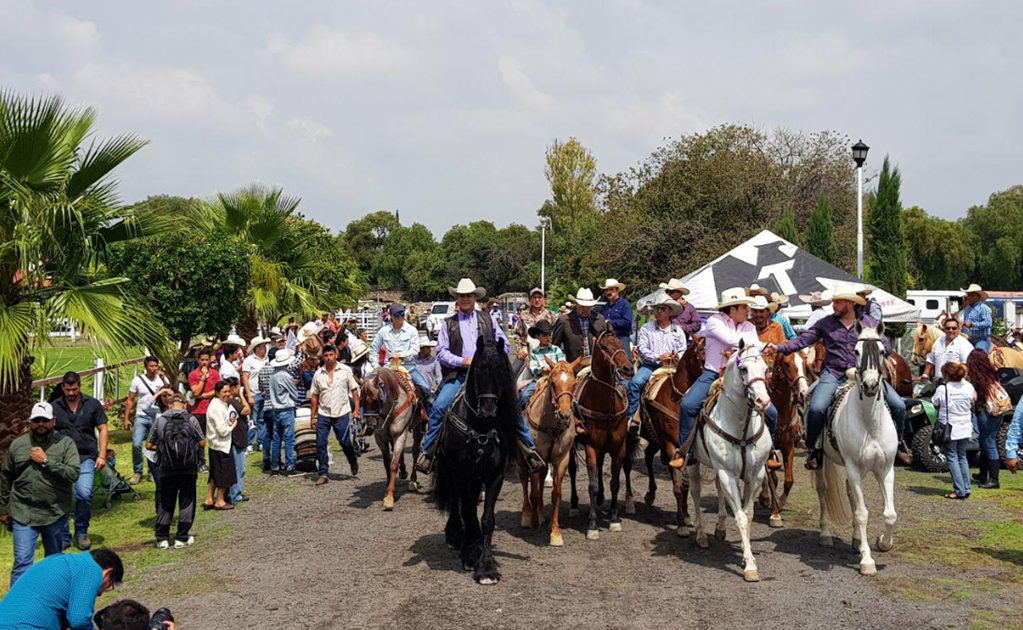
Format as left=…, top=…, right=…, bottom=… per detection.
left=30, top=401, right=54, bottom=421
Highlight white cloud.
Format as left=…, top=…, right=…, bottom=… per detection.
left=286, top=117, right=332, bottom=143
left=497, top=56, right=555, bottom=110
left=266, top=25, right=416, bottom=77
left=0, top=1, right=97, bottom=47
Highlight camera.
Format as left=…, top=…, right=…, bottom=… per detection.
left=149, top=609, right=174, bottom=629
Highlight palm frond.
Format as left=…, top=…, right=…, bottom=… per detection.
left=67, top=134, right=149, bottom=200
left=0, top=301, right=46, bottom=393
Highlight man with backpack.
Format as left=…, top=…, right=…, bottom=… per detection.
left=145, top=393, right=205, bottom=549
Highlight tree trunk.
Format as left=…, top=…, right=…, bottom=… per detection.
left=0, top=355, right=36, bottom=458
left=236, top=314, right=261, bottom=343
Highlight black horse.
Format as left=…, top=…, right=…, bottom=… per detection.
left=434, top=335, right=518, bottom=585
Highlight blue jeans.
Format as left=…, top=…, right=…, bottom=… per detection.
left=11, top=516, right=66, bottom=586
left=627, top=364, right=657, bottom=418
left=131, top=415, right=154, bottom=476
left=270, top=408, right=296, bottom=470
left=519, top=380, right=538, bottom=410
left=316, top=414, right=359, bottom=476
left=976, top=410, right=1004, bottom=459
left=805, top=371, right=907, bottom=450
left=618, top=336, right=632, bottom=357
left=261, top=408, right=276, bottom=469
left=406, top=366, right=433, bottom=412
left=944, top=438, right=971, bottom=497
left=424, top=374, right=466, bottom=452
left=62, top=458, right=96, bottom=545
left=678, top=369, right=779, bottom=446
left=229, top=445, right=246, bottom=502
left=972, top=338, right=991, bottom=354
left=250, top=394, right=265, bottom=447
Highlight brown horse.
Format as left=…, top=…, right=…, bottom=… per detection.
left=360, top=366, right=424, bottom=510
left=631, top=336, right=705, bottom=532
left=574, top=332, right=634, bottom=540
left=760, top=348, right=809, bottom=527
left=518, top=357, right=580, bottom=546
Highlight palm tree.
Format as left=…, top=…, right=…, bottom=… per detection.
left=188, top=184, right=325, bottom=337
left=0, top=91, right=171, bottom=450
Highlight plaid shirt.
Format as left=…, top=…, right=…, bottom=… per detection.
left=257, top=353, right=302, bottom=397
left=514, top=307, right=559, bottom=352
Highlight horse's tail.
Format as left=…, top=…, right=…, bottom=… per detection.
left=819, top=458, right=851, bottom=528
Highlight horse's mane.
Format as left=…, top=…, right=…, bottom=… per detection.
left=363, top=367, right=398, bottom=405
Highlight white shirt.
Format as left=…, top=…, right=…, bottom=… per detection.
left=242, top=354, right=268, bottom=383
left=310, top=363, right=360, bottom=418
left=932, top=380, right=976, bottom=440
left=220, top=358, right=240, bottom=380
left=926, top=335, right=974, bottom=378
left=129, top=373, right=167, bottom=419
left=795, top=308, right=828, bottom=333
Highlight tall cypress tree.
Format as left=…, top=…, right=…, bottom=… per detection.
left=774, top=207, right=799, bottom=243
left=805, top=195, right=838, bottom=265
left=866, top=155, right=907, bottom=300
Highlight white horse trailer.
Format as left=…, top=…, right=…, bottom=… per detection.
left=906, top=291, right=962, bottom=323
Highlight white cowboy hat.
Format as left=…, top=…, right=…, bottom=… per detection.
left=961, top=283, right=989, bottom=300
left=717, top=287, right=756, bottom=310
left=420, top=338, right=437, bottom=348
left=448, top=278, right=486, bottom=299
left=798, top=291, right=832, bottom=307
left=350, top=339, right=369, bottom=362
left=247, top=336, right=270, bottom=353
left=270, top=348, right=294, bottom=367
left=569, top=288, right=599, bottom=307
left=830, top=283, right=867, bottom=306
left=856, top=285, right=874, bottom=297
left=600, top=278, right=626, bottom=292
left=646, top=294, right=684, bottom=317
left=220, top=334, right=246, bottom=349
left=270, top=326, right=282, bottom=335
left=750, top=295, right=779, bottom=313
left=747, top=284, right=769, bottom=298
left=658, top=278, right=690, bottom=295
left=297, top=322, right=320, bottom=344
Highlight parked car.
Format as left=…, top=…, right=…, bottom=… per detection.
left=425, top=302, right=455, bottom=339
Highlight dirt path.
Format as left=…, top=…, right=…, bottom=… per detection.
left=144, top=451, right=965, bottom=630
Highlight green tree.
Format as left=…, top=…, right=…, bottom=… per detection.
left=284, top=216, right=364, bottom=312
left=540, top=138, right=598, bottom=232
left=372, top=222, right=437, bottom=292
left=805, top=195, right=838, bottom=265
left=902, top=206, right=975, bottom=289
left=0, top=91, right=171, bottom=450
left=964, top=186, right=1023, bottom=289
left=773, top=208, right=799, bottom=243
left=866, top=155, right=908, bottom=303
left=438, top=222, right=539, bottom=295
left=343, top=210, right=401, bottom=283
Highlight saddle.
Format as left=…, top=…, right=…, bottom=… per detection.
left=573, top=372, right=627, bottom=424
left=822, top=382, right=856, bottom=452
left=524, top=377, right=550, bottom=426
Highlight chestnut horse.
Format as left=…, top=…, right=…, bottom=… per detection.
left=760, top=348, right=809, bottom=527
left=574, top=332, right=634, bottom=540
left=518, top=357, right=580, bottom=546
left=360, top=366, right=424, bottom=510
left=631, top=336, right=705, bottom=532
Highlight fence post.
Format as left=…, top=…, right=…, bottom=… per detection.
left=93, top=358, right=104, bottom=401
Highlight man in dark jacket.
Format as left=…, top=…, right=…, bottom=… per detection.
left=600, top=279, right=633, bottom=354
left=553, top=288, right=608, bottom=365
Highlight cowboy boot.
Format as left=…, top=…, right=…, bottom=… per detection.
left=766, top=450, right=783, bottom=471
left=980, top=458, right=1001, bottom=489
left=628, top=409, right=641, bottom=436
left=973, top=457, right=989, bottom=483
left=518, top=440, right=547, bottom=475
left=415, top=441, right=438, bottom=475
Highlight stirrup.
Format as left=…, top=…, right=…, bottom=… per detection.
left=668, top=451, right=686, bottom=470
left=804, top=449, right=823, bottom=470
left=415, top=454, right=434, bottom=475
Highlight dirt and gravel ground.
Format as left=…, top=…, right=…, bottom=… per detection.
left=134, top=448, right=982, bottom=630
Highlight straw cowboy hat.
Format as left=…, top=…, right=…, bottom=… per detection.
left=270, top=348, right=295, bottom=368
left=600, top=278, right=626, bottom=292
left=658, top=278, right=690, bottom=295
left=750, top=295, right=779, bottom=313
left=798, top=291, right=832, bottom=307
left=449, top=278, right=486, bottom=299
left=247, top=336, right=270, bottom=353
left=350, top=340, right=370, bottom=362
left=646, top=294, right=684, bottom=317
left=961, top=283, right=989, bottom=300
left=770, top=292, right=790, bottom=306
left=829, top=283, right=867, bottom=306
left=717, top=287, right=756, bottom=310
left=746, top=284, right=770, bottom=298
left=569, top=288, right=599, bottom=307
left=297, top=322, right=320, bottom=344
left=220, top=334, right=246, bottom=349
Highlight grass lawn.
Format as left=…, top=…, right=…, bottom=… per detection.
left=32, top=342, right=148, bottom=405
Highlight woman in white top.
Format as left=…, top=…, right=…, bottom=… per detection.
left=932, top=362, right=977, bottom=499
left=203, top=381, right=239, bottom=510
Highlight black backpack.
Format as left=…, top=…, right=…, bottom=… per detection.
left=159, top=413, right=199, bottom=473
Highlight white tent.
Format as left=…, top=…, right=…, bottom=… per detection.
left=636, top=230, right=920, bottom=323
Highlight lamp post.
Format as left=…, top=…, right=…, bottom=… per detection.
left=540, top=217, right=550, bottom=294
left=852, top=140, right=870, bottom=279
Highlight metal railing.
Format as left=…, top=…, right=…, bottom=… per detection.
left=32, top=356, right=146, bottom=409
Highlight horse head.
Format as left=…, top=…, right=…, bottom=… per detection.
left=469, top=336, right=513, bottom=419
left=854, top=322, right=887, bottom=398
left=910, top=321, right=939, bottom=366
left=734, top=341, right=771, bottom=413
left=547, top=357, right=579, bottom=425
left=360, top=369, right=388, bottom=415
left=773, top=350, right=809, bottom=406
left=594, top=331, right=634, bottom=380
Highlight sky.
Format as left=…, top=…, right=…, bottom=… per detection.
left=1, top=0, right=1020, bottom=236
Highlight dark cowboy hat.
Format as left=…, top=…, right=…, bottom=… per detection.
left=528, top=320, right=554, bottom=338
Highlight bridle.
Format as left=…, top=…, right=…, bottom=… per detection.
left=856, top=336, right=886, bottom=400
left=593, top=332, right=630, bottom=386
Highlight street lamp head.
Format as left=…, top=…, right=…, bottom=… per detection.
left=852, top=140, right=869, bottom=168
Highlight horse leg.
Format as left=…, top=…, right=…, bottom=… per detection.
left=445, top=482, right=463, bottom=550
left=813, top=469, right=834, bottom=547
left=689, top=464, right=706, bottom=546
left=874, top=465, right=897, bottom=553
left=720, top=470, right=759, bottom=582
left=530, top=466, right=544, bottom=530
left=398, top=452, right=408, bottom=480
left=713, top=476, right=728, bottom=541
left=780, top=436, right=796, bottom=509
left=568, top=450, right=580, bottom=517
left=474, top=474, right=503, bottom=585
left=386, top=432, right=409, bottom=510
left=669, top=463, right=686, bottom=536
left=376, top=432, right=395, bottom=510
left=845, top=468, right=875, bottom=575
left=623, top=446, right=636, bottom=516
left=644, top=444, right=657, bottom=506
left=609, top=451, right=624, bottom=532
left=518, top=457, right=533, bottom=528
left=586, top=446, right=601, bottom=540
left=596, top=452, right=606, bottom=506
left=409, top=419, right=423, bottom=493
left=767, top=469, right=783, bottom=529
left=550, top=446, right=571, bottom=547
left=460, top=483, right=483, bottom=572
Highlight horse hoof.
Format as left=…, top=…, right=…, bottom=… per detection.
left=676, top=526, right=689, bottom=538
left=569, top=508, right=580, bottom=518
left=383, top=496, right=395, bottom=511
left=462, top=562, right=474, bottom=572
left=398, top=470, right=408, bottom=480
left=768, top=516, right=784, bottom=529
left=625, top=500, right=636, bottom=516
left=550, top=533, right=564, bottom=547
left=478, top=577, right=499, bottom=586
left=819, top=535, right=833, bottom=548
left=684, top=516, right=693, bottom=527
left=758, top=496, right=771, bottom=509
left=609, top=522, right=623, bottom=533
left=860, top=562, right=877, bottom=576
left=876, top=535, right=893, bottom=553
left=744, top=569, right=760, bottom=583
left=408, top=481, right=420, bottom=493
left=520, top=514, right=532, bottom=529
left=644, top=491, right=655, bottom=506
left=586, top=530, right=600, bottom=541
left=697, top=537, right=710, bottom=549
left=714, top=528, right=727, bottom=542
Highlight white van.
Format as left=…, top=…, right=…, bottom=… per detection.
left=906, top=290, right=962, bottom=323
left=425, top=302, right=455, bottom=339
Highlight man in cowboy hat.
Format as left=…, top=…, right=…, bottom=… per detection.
left=670, top=288, right=759, bottom=469
left=267, top=348, right=300, bottom=474
left=518, top=319, right=566, bottom=411
left=749, top=296, right=784, bottom=466
left=766, top=283, right=908, bottom=469
left=749, top=285, right=795, bottom=340
left=960, top=284, right=993, bottom=353
left=553, top=288, right=608, bottom=365
left=660, top=278, right=701, bottom=340
left=601, top=279, right=634, bottom=354
left=794, top=291, right=832, bottom=333
left=369, top=303, right=432, bottom=407
left=626, top=295, right=687, bottom=434
left=856, top=286, right=884, bottom=323
left=417, top=279, right=545, bottom=475
left=242, top=336, right=270, bottom=453
left=412, top=338, right=442, bottom=400
left=514, top=288, right=558, bottom=362
left=217, top=334, right=247, bottom=381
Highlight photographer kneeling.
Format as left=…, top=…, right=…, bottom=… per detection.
left=94, top=600, right=175, bottom=630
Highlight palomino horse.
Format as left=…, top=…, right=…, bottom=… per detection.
left=633, top=336, right=705, bottom=532
left=518, top=357, right=580, bottom=546
left=434, top=336, right=518, bottom=584
left=574, top=332, right=634, bottom=540
left=760, top=347, right=809, bottom=528
left=990, top=343, right=1023, bottom=370
left=686, top=342, right=774, bottom=582
left=360, top=365, right=424, bottom=510
left=815, top=323, right=898, bottom=576
left=910, top=321, right=943, bottom=366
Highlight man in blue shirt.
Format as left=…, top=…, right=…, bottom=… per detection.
left=370, top=303, right=432, bottom=408
left=0, top=549, right=123, bottom=630
left=601, top=279, right=634, bottom=354
left=961, top=284, right=994, bottom=352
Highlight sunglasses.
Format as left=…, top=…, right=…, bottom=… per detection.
left=393, top=311, right=406, bottom=318
left=944, top=325, right=959, bottom=331
left=655, top=306, right=671, bottom=312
